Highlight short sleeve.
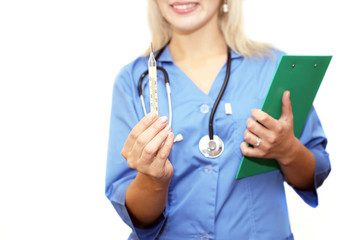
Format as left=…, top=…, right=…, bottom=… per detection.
left=105, top=67, right=167, bottom=239
left=293, top=106, right=331, bottom=207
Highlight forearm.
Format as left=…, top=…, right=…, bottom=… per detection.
left=125, top=172, right=170, bottom=228
left=278, top=137, right=316, bottom=190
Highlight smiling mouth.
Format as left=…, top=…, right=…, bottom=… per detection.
left=172, top=3, right=198, bottom=10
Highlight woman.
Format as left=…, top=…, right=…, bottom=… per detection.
left=105, top=0, right=331, bottom=239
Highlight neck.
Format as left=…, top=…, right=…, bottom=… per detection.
left=169, top=17, right=227, bottom=61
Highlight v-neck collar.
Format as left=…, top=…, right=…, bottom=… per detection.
left=156, top=45, right=243, bottom=63
left=156, top=45, right=243, bottom=100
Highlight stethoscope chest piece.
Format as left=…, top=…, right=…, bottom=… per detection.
left=199, top=135, right=224, bottom=158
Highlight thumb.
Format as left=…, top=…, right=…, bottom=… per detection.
left=280, top=90, right=293, bottom=121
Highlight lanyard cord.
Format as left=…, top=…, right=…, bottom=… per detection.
left=208, top=47, right=232, bottom=140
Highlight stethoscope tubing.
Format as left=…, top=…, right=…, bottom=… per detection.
left=137, top=45, right=231, bottom=142
left=208, top=48, right=231, bottom=140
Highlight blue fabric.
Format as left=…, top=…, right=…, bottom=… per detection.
left=105, top=46, right=331, bottom=240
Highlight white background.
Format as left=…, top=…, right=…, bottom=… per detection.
left=0, top=0, right=359, bottom=239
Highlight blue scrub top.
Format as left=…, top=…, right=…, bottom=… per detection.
left=105, top=46, right=331, bottom=240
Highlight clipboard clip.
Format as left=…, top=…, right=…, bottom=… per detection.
left=292, top=63, right=319, bottom=68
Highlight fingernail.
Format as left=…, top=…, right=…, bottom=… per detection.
left=164, top=125, right=171, bottom=132
left=168, top=132, right=174, bottom=140
left=148, top=112, right=156, bottom=121
left=159, top=116, right=168, bottom=124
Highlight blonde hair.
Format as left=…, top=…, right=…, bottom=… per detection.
left=147, top=0, right=271, bottom=58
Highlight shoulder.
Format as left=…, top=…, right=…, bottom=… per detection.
left=234, top=48, right=285, bottom=79
left=264, top=48, right=286, bottom=70
left=250, top=48, right=287, bottom=80
left=113, top=55, right=149, bottom=92
left=250, top=48, right=286, bottom=66
left=116, top=55, right=149, bottom=82
left=240, top=48, right=287, bottom=99
left=270, top=48, right=287, bottom=60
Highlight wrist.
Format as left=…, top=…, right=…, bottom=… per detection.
left=278, top=137, right=301, bottom=166
left=136, top=172, right=171, bottom=192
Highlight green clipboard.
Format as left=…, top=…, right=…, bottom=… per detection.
left=236, top=55, right=332, bottom=179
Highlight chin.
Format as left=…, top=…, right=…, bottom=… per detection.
left=170, top=16, right=208, bottom=34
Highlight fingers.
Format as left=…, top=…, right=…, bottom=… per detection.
left=251, top=109, right=278, bottom=131
left=122, top=112, right=158, bottom=158
left=240, top=142, right=261, bottom=158
left=132, top=116, right=169, bottom=158
left=122, top=112, right=174, bottom=179
left=280, top=90, right=293, bottom=121
left=243, top=129, right=259, bottom=147
left=244, top=129, right=268, bottom=149
left=140, top=125, right=172, bottom=164
left=241, top=131, right=271, bottom=158
left=242, top=91, right=295, bottom=159
left=159, top=132, right=175, bottom=161
left=246, top=117, right=273, bottom=142
left=151, top=132, right=174, bottom=169
left=139, top=131, right=175, bottom=183
left=248, top=91, right=293, bottom=138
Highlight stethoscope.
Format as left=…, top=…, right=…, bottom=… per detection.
left=138, top=45, right=231, bottom=158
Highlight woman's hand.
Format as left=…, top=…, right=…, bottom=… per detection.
left=123, top=113, right=175, bottom=227
left=240, top=91, right=298, bottom=166
left=121, top=112, right=174, bottom=183
left=241, top=91, right=316, bottom=189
